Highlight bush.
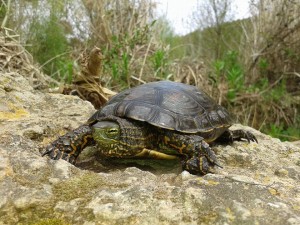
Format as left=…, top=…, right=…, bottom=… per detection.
left=27, top=14, right=72, bottom=82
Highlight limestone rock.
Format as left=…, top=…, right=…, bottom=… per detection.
left=0, top=71, right=299, bottom=225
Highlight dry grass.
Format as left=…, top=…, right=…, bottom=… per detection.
left=78, top=0, right=163, bottom=87
left=236, top=0, right=300, bottom=136
left=0, top=27, right=58, bottom=89
left=82, top=0, right=156, bottom=45
left=241, top=0, right=300, bottom=85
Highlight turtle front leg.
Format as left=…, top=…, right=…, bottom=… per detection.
left=216, top=129, right=258, bottom=144
left=42, top=124, right=95, bottom=164
left=162, top=131, right=219, bottom=175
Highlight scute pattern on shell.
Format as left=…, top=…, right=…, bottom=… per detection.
left=88, top=81, right=234, bottom=133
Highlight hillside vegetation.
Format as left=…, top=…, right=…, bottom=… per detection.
left=1, top=0, right=299, bottom=141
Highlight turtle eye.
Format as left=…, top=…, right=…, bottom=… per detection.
left=106, top=128, right=119, bottom=138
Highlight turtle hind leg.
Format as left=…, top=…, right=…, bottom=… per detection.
left=42, top=124, right=95, bottom=164
left=161, top=131, right=220, bottom=175
left=182, top=140, right=222, bottom=175
left=216, top=129, right=258, bottom=144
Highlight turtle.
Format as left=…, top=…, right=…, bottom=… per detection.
left=42, top=81, right=257, bottom=175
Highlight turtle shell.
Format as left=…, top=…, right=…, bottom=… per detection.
left=88, top=81, right=234, bottom=134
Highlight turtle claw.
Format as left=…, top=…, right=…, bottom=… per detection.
left=41, top=145, right=60, bottom=159
left=41, top=146, right=53, bottom=157
left=248, top=132, right=258, bottom=143
left=42, top=140, right=77, bottom=164
left=234, top=130, right=258, bottom=143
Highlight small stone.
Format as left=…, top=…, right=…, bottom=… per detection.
left=181, top=170, right=194, bottom=180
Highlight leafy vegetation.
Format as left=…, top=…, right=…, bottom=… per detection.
left=27, top=13, right=72, bottom=82
left=212, top=51, right=245, bottom=101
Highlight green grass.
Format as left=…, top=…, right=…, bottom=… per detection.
left=264, top=124, right=300, bottom=141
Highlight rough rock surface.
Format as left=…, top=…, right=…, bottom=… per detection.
left=0, top=72, right=300, bottom=225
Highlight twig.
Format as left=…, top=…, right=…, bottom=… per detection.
left=186, top=64, right=198, bottom=86
left=131, top=75, right=146, bottom=84
left=259, top=75, right=284, bottom=95
left=38, top=51, right=72, bottom=70
left=285, top=72, right=300, bottom=78
left=138, top=37, right=153, bottom=83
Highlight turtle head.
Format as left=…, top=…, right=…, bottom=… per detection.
left=92, top=121, right=121, bottom=155
left=92, top=120, right=137, bottom=157
left=91, top=118, right=146, bottom=157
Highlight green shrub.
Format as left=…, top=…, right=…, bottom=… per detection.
left=102, top=22, right=170, bottom=88
left=151, top=49, right=169, bottom=79
left=212, top=50, right=244, bottom=101
left=26, top=14, right=72, bottom=82
left=264, top=124, right=300, bottom=141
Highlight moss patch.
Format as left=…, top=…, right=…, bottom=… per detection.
left=53, top=171, right=110, bottom=201
left=30, top=218, right=70, bottom=225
